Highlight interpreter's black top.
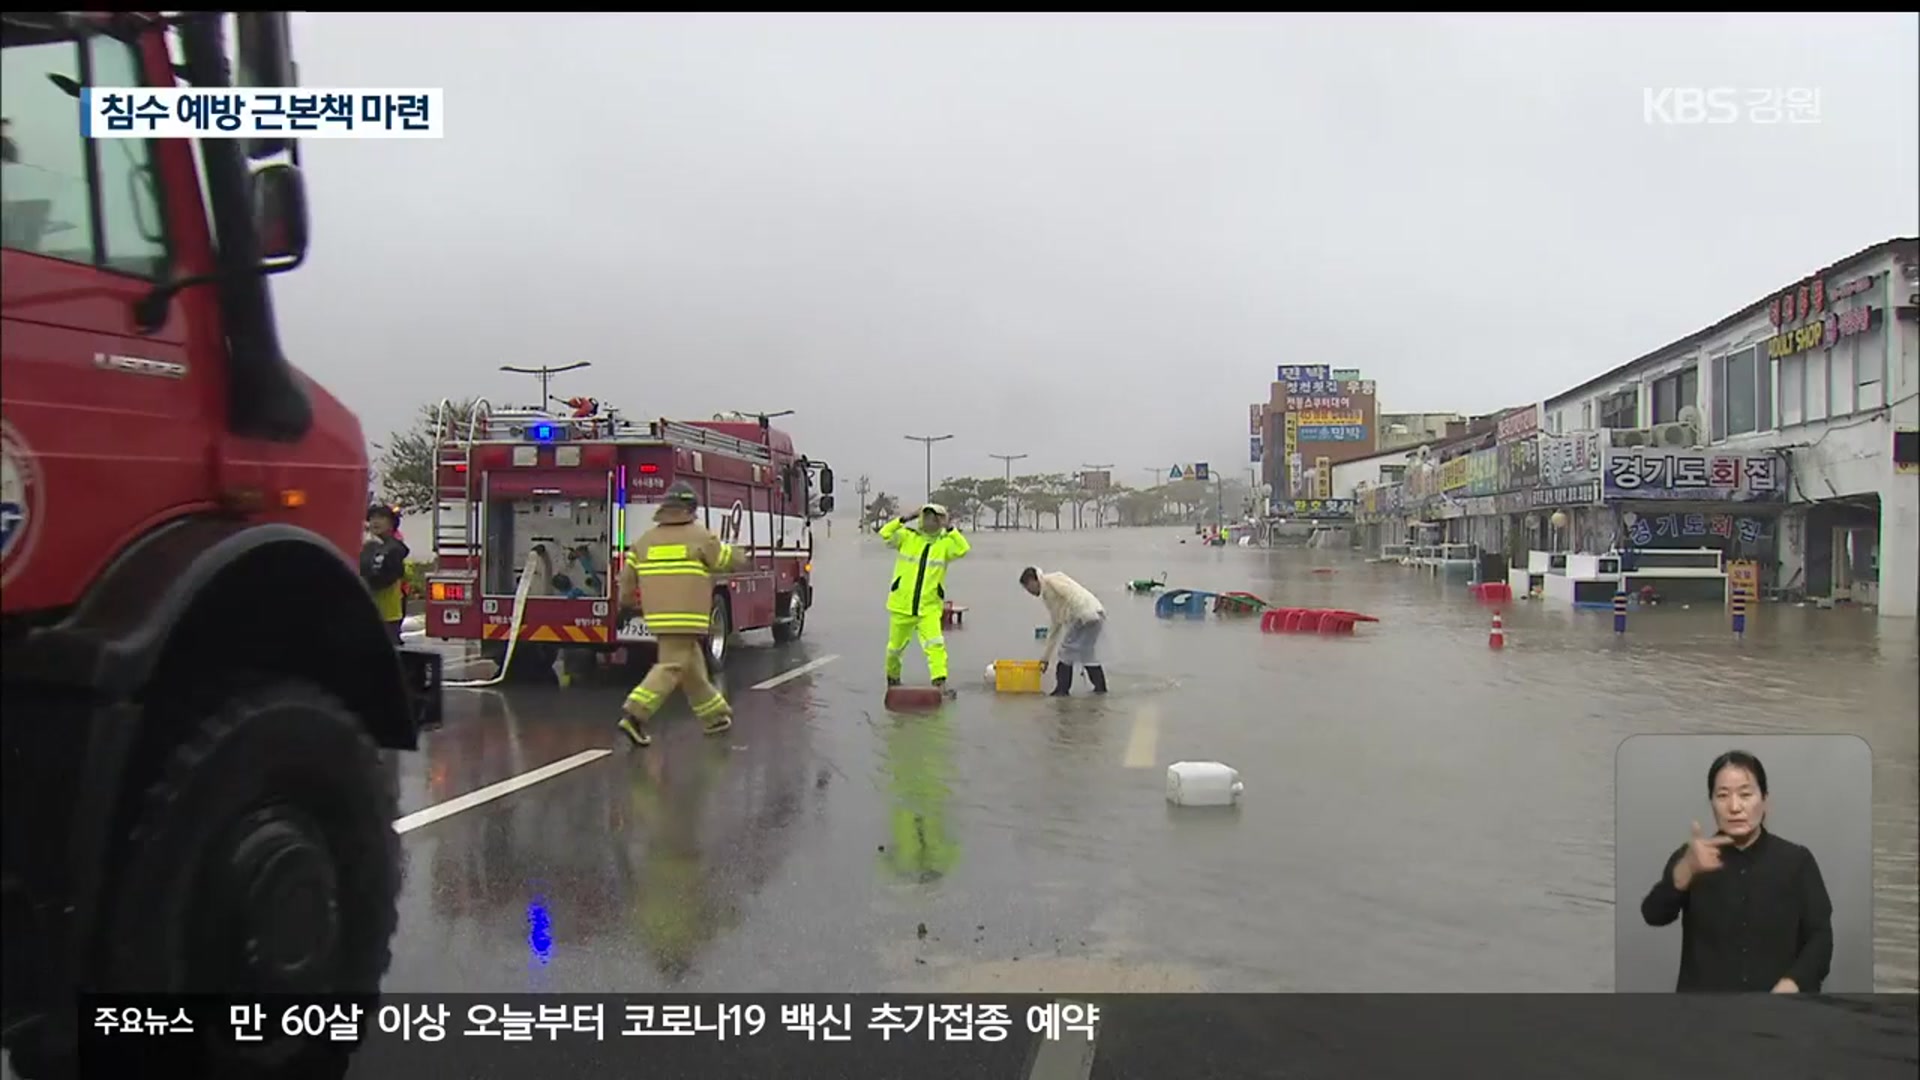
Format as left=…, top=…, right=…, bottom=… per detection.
left=1640, top=828, right=1833, bottom=992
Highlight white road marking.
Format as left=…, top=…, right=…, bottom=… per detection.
left=1122, top=703, right=1159, bottom=769
left=751, top=654, right=841, bottom=691
left=392, top=749, right=611, bottom=834
left=1024, top=999, right=1099, bottom=1079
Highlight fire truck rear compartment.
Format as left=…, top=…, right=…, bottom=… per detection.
left=482, top=496, right=613, bottom=600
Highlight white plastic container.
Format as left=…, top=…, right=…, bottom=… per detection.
left=1166, top=761, right=1244, bottom=807
left=983, top=662, right=998, bottom=685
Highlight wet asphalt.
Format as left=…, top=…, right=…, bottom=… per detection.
left=387, top=526, right=1920, bottom=994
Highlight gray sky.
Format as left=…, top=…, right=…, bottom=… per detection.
left=278, top=12, right=1919, bottom=502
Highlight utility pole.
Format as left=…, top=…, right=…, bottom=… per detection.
left=1081, top=462, right=1113, bottom=529
left=904, top=434, right=954, bottom=504
left=499, top=361, right=592, bottom=409
left=989, top=452, right=1027, bottom=530
left=854, top=474, right=872, bottom=529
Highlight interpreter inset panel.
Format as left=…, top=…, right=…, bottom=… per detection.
left=1614, top=734, right=1873, bottom=993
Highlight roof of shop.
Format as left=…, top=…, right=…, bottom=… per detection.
left=1544, top=236, right=1918, bottom=407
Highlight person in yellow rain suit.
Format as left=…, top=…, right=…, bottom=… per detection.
left=879, top=502, right=970, bottom=688
left=616, top=482, right=735, bottom=746
left=880, top=709, right=961, bottom=883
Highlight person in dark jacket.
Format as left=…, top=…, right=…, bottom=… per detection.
left=1640, top=749, right=1834, bottom=993
left=361, top=503, right=410, bottom=644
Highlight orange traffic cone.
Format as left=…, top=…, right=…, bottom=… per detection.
left=1488, top=610, right=1506, bottom=650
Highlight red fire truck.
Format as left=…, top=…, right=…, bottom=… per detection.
left=425, top=400, right=834, bottom=679
left=2, top=11, right=439, bottom=1078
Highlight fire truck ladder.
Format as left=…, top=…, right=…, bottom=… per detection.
left=430, top=396, right=492, bottom=562
left=652, top=418, right=775, bottom=467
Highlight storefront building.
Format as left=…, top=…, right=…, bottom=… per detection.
left=1262, top=365, right=1379, bottom=505
left=1540, top=237, right=1917, bottom=617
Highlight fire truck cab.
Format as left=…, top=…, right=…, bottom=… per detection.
left=426, top=400, right=834, bottom=679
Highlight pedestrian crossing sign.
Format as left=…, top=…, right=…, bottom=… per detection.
left=1169, top=465, right=1184, bottom=480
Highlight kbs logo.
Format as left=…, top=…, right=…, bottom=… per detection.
left=1642, top=87, right=1822, bottom=126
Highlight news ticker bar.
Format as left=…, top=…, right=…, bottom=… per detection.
left=90, top=994, right=1098, bottom=1045
left=81, top=88, right=444, bottom=139
left=73, top=993, right=1920, bottom=1079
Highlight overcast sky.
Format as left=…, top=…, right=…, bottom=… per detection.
left=278, top=12, right=1919, bottom=501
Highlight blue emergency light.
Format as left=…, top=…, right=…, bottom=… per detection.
left=530, top=422, right=557, bottom=442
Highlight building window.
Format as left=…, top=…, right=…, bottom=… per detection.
left=1581, top=401, right=1593, bottom=429
left=1598, top=389, right=1638, bottom=429
left=1805, top=351, right=1829, bottom=421
left=1778, top=353, right=1805, bottom=427
left=1651, top=364, right=1698, bottom=424
left=1828, top=341, right=1855, bottom=417
left=1855, top=330, right=1885, bottom=411
left=1712, top=346, right=1772, bottom=439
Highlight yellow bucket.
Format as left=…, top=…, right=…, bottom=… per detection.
left=993, top=659, right=1046, bottom=694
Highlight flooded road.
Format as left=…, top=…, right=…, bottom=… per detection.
left=386, top=527, right=1920, bottom=994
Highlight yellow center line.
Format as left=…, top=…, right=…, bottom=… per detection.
left=1122, top=702, right=1159, bottom=769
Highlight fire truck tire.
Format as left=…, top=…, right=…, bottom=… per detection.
left=98, top=676, right=398, bottom=1077
left=771, top=591, right=807, bottom=643
left=705, top=594, right=733, bottom=673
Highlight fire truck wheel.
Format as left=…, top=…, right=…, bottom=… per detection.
left=100, top=677, right=398, bottom=1075
left=705, top=594, right=732, bottom=673
left=771, top=591, right=807, bottom=643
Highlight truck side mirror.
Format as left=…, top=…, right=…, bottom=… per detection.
left=818, top=466, right=835, bottom=495
left=817, top=495, right=835, bottom=516
left=237, top=12, right=297, bottom=160
left=251, top=163, right=309, bottom=266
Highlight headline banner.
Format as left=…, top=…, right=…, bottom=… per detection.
left=83, top=87, right=446, bottom=139
left=76, top=994, right=1919, bottom=1078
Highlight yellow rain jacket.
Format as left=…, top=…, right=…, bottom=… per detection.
left=879, top=518, right=970, bottom=617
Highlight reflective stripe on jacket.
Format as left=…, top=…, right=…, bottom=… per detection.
left=626, top=518, right=733, bottom=635
left=879, top=518, right=970, bottom=616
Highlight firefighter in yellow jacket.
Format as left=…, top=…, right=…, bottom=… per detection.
left=879, top=502, right=971, bottom=688
left=616, top=482, right=735, bottom=746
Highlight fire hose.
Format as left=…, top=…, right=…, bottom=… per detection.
left=447, top=547, right=547, bottom=690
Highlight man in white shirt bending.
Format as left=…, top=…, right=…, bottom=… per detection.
left=1020, top=566, right=1108, bottom=696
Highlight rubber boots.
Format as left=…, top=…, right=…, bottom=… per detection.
left=1050, top=663, right=1072, bottom=696
left=1085, top=665, right=1108, bottom=694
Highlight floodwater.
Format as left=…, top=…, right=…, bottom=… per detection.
left=381, top=526, right=1919, bottom=994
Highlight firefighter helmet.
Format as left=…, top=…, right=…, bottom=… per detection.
left=663, top=481, right=699, bottom=509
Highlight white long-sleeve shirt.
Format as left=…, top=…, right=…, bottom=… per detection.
left=1038, top=571, right=1104, bottom=629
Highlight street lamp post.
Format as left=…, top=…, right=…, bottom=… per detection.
left=989, top=452, right=1027, bottom=529
left=499, top=361, right=592, bottom=409
left=905, top=434, right=954, bottom=503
